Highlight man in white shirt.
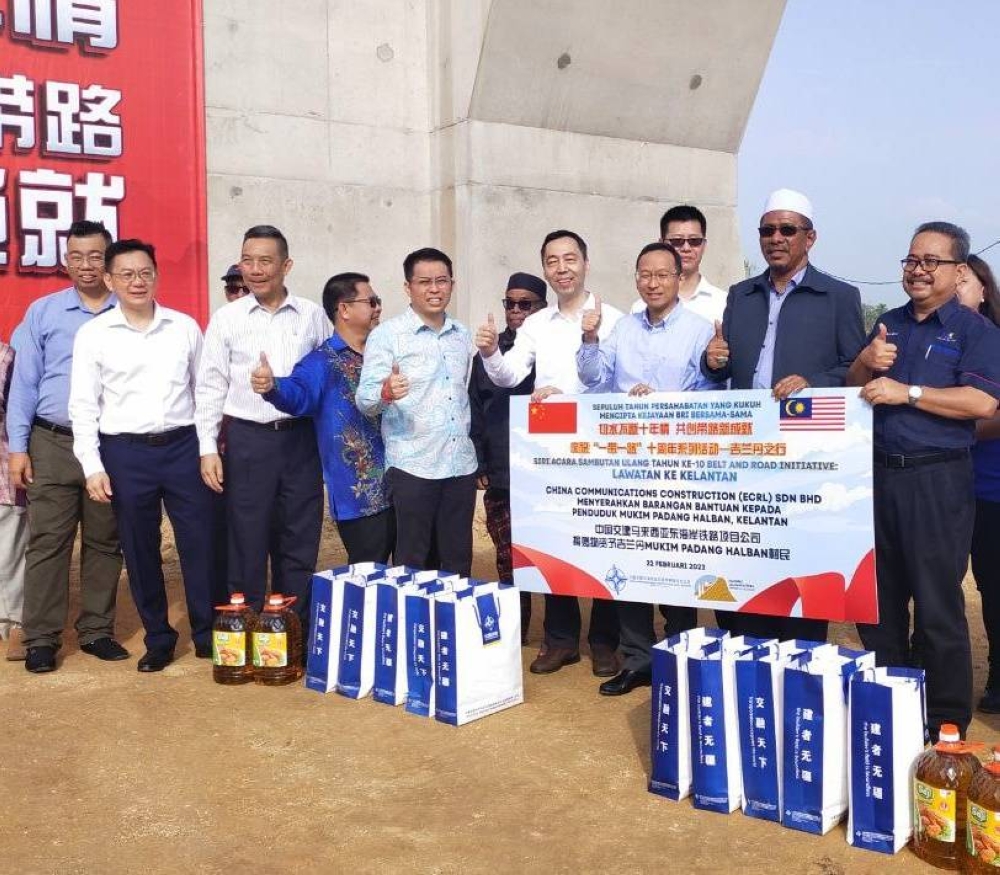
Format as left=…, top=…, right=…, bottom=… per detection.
left=69, top=239, right=219, bottom=672
left=475, top=229, right=623, bottom=677
left=630, top=205, right=726, bottom=324
left=196, top=226, right=328, bottom=641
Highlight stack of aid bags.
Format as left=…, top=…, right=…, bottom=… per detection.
left=306, top=564, right=524, bottom=725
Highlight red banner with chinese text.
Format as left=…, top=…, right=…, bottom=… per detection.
left=0, top=0, right=207, bottom=338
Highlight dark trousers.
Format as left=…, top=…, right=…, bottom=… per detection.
left=971, top=498, right=1000, bottom=684
left=483, top=486, right=531, bottom=635
left=857, top=455, right=974, bottom=734
left=620, top=603, right=699, bottom=671
left=100, top=427, right=220, bottom=654
left=715, top=611, right=828, bottom=644
left=336, top=508, right=396, bottom=564
left=22, top=426, right=122, bottom=649
left=387, top=468, right=476, bottom=577
left=544, top=595, right=619, bottom=651
left=224, top=419, right=323, bottom=637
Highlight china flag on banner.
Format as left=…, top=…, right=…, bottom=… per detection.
left=528, top=401, right=577, bottom=434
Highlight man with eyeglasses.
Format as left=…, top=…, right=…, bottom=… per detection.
left=476, top=230, right=623, bottom=677
left=357, top=248, right=478, bottom=576
left=8, top=220, right=126, bottom=674
left=578, top=241, right=715, bottom=695
left=68, top=239, right=220, bottom=672
left=197, top=225, right=329, bottom=644
left=221, top=264, right=249, bottom=303
left=251, top=272, right=394, bottom=564
left=631, top=205, right=726, bottom=323
left=469, top=272, right=547, bottom=643
left=701, top=188, right=865, bottom=643
left=849, top=221, right=1000, bottom=741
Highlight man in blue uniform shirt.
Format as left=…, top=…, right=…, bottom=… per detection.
left=849, top=221, right=1000, bottom=740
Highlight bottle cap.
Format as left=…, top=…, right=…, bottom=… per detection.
left=994, top=744, right=1000, bottom=763
left=230, top=593, right=246, bottom=605
left=267, top=594, right=284, bottom=606
left=939, top=724, right=960, bottom=743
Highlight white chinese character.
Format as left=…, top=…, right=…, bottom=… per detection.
left=440, top=677, right=450, bottom=687
left=705, top=754, right=716, bottom=767
left=754, top=717, right=766, bottom=730
left=0, top=75, right=36, bottom=150
left=704, top=734, right=715, bottom=748
left=317, top=617, right=325, bottom=628
left=703, top=715, right=714, bottom=728
left=350, top=610, right=359, bottom=620
left=802, top=769, right=813, bottom=783
left=662, top=704, right=671, bottom=716
left=872, top=765, right=883, bottom=779
left=802, top=708, right=814, bottom=722
left=659, top=742, right=668, bottom=752
left=416, top=654, right=425, bottom=665
left=701, top=695, right=713, bottom=709
left=440, top=646, right=449, bottom=657
left=385, top=657, right=392, bottom=667
left=440, top=631, right=449, bottom=641
left=10, top=0, right=118, bottom=51
left=441, top=662, right=449, bottom=672
left=316, top=632, right=323, bottom=643
left=416, top=639, right=425, bottom=650
left=349, top=623, right=357, bottom=634
left=417, top=624, right=425, bottom=633
left=872, top=786, right=883, bottom=800
left=73, top=172, right=123, bottom=238
left=346, top=637, right=355, bottom=649
left=757, top=737, right=766, bottom=749
left=0, top=169, right=6, bottom=266
left=18, top=167, right=73, bottom=268
left=385, top=612, right=393, bottom=622
left=801, top=750, right=812, bottom=764
left=79, top=84, right=121, bottom=155
left=755, top=697, right=765, bottom=709
left=871, top=743, right=882, bottom=758
left=870, top=722, right=882, bottom=736
left=759, top=757, right=768, bottom=768
left=802, top=729, right=813, bottom=743
left=346, top=653, right=354, bottom=662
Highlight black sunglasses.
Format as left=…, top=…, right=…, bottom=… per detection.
left=758, top=224, right=810, bottom=238
left=502, top=298, right=539, bottom=312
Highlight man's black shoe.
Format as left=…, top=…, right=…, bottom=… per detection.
left=25, top=645, right=57, bottom=674
left=194, top=644, right=212, bottom=659
left=81, top=638, right=129, bottom=661
left=137, top=651, right=174, bottom=673
left=599, top=668, right=652, bottom=697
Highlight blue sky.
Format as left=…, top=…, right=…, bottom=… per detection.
left=738, top=0, right=1000, bottom=305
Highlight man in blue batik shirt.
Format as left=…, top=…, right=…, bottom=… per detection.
left=252, top=272, right=394, bottom=563
left=356, top=248, right=478, bottom=576
left=577, top=241, right=715, bottom=697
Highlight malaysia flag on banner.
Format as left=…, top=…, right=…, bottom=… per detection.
left=528, top=401, right=577, bottom=434
left=778, top=396, right=846, bottom=431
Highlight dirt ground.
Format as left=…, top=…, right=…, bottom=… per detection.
left=2, top=497, right=995, bottom=875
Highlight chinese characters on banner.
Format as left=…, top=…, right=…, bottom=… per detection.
left=0, top=0, right=207, bottom=336
left=509, top=389, right=877, bottom=623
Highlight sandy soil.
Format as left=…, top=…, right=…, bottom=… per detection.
left=2, top=497, right=995, bottom=874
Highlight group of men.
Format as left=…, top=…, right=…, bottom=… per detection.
left=2, top=188, right=997, bottom=741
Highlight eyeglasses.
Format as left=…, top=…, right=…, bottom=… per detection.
left=635, top=270, right=679, bottom=284
left=665, top=236, right=705, bottom=249
left=66, top=253, right=105, bottom=266
left=502, top=298, right=540, bottom=312
left=410, top=277, right=453, bottom=290
left=345, top=296, right=382, bottom=308
left=758, top=224, right=810, bottom=238
left=901, top=256, right=960, bottom=273
left=110, top=269, right=156, bottom=284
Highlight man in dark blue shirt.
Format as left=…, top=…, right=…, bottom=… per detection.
left=849, top=221, right=1000, bottom=740
left=253, top=272, right=394, bottom=563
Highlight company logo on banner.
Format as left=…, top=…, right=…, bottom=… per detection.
left=0, top=0, right=208, bottom=336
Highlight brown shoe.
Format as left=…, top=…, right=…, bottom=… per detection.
left=6, top=626, right=26, bottom=661
left=590, top=645, right=620, bottom=678
left=529, top=646, right=580, bottom=674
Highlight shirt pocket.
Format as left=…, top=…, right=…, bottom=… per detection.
left=921, top=342, right=961, bottom=387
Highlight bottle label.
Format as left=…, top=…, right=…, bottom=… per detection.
left=253, top=632, right=288, bottom=668
left=914, top=780, right=956, bottom=843
left=968, top=800, right=1000, bottom=866
left=213, top=630, right=246, bottom=667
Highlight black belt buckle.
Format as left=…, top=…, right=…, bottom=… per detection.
left=884, top=453, right=907, bottom=469
left=146, top=433, right=170, bottom=447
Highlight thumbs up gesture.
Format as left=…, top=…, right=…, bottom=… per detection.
left=706, top=320, right=730, bottom=370
left=475, top=312, right=499, bottom=356
left=581, top=295, right=603, bottom=344
left=251, top=351, right=275, bottom=394
left=861, top=323, right=898, bottom=372
left=381, top=360, right=410, bottom=403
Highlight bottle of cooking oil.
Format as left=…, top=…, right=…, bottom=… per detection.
left=965, top=745, right=1000, bottom=873
left=252, top=594, right=302, bottom=686
left=911, top=724, right=982, bottom=870
left=212, top=592, right=257, bottom=685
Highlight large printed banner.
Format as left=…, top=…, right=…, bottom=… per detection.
left=510, top=389, right=877, bottom=623
left=0, top=0, right=207, bottom=337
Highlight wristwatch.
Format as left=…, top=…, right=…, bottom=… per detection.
left=907, top=385, right=923, bottom=406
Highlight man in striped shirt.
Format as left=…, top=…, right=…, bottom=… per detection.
left=196, top=225, right=329, bottom=640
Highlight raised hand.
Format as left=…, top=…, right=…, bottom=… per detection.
left=706, top=320, right=730, bottom=370
left=250, top=351, right=275, bottom=394
left=581, top=295, right=602, bottom=343
left=475, top=312, right=499, bottom=356
left=861, top=323, right=898, bottom=373
left=382, top=361, right=410, bottom=402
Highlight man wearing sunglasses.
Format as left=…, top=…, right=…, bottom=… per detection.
left=850, top=221, right=1000, bottom=741
left=252, top=272, right=394, bottom=564
left=702, top=188, right=865, bottom=643
left=631, top=205, right=726, bottom=324
left=469, top=272, right=547, bottom=644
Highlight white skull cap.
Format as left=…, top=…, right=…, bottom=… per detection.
left=763, top=188, right=813, bottom=222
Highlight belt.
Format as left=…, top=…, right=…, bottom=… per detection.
left=873, top=447, right=970, bottom=469
left=100, top=425, right=195, bottom=447
left=34, top=416, right=73, bottom=437
left=229, top=416, right=309, bottom=432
